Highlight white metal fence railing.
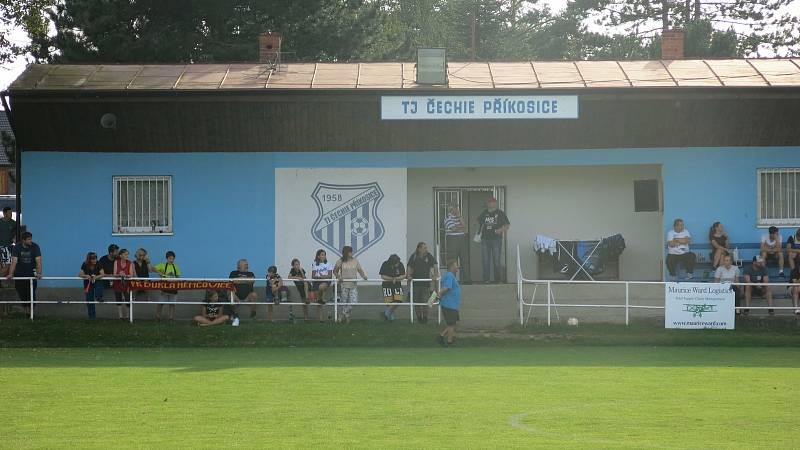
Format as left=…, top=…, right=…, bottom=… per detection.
left=516, top=245, right=800, bottom=326
left=0, top=277, right=443, bottom=324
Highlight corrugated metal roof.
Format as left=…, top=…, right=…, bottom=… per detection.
left=9, top=59, right=800, bottom=91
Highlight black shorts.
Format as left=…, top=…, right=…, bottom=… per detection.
left=751, top=286, right=767, bottom=297
left=235, top=289, right=254, bottom=301
left=442, top=307, right=459, bottom=326
left=765, top=252, right=780, bottom=264
left=309, top=281, right=329, bottom=292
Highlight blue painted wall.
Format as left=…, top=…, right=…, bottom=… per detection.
left=22, top=147, right=800, bottom=280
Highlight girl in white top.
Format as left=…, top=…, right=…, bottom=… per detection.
left=310, top=249, right=333, bottom=316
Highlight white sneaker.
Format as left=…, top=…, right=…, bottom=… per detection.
left=232, top=317, right=240, bottom=327
left=794, top=309, right=800, bottom=315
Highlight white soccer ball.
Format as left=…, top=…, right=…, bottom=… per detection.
left=351, top=217, right=370, bottom=236
left=567, top=317, right=579, bottom=326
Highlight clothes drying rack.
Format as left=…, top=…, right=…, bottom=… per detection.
left=526, top=236, right=606, bottom=326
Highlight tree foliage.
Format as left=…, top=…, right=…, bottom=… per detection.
left=1, top=0, right=798, bottom=64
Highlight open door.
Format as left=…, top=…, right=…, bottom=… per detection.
left=434, top=186, right=506, bottom=283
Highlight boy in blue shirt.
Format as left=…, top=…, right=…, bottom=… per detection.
left=436, top=260, right=461, bottom=347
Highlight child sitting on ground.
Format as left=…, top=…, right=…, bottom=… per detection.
left=193, top=290, right=229, bottom=327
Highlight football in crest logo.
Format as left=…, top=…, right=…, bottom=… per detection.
left=311, top=182, right=385, bottom=257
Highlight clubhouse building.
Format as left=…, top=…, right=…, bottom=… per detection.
left=5, top=56, right=800, bottom=283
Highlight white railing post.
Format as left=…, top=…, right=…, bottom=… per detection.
left=546, top=281, right=551, bottom=326
left=29, top=278, right=34, bottom=321
left=625, top=282, right=630, bottom=326
left=409, top=279, right=415, bottom=324
left=129, top=290, right=134, bottom=323
left=333, top=280, right=338, bottom=323
left=517, top=245, right=523, bottom=326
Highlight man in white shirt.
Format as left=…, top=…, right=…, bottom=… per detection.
left=714, top=254, right=741, bottom=314
left=666, top=218, right=696, bottom=280
left=760, top=226, right=785, bottom=277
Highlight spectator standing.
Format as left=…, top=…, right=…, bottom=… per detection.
left=380, top=254, right=405, bottom=321
left=229, top=259, right=257, bottom=324
left=266, top=265, right=289, bottom=322
left=112, top=249, right=134, bottom=320
left=333, top=246, right=367, bottom=324
left=785, top=229, right=800, bottom=272
left=79, top=252, right=103, bottom=319
left=476, top=197, right=510, bottom=283
left=154, top=251, right=180, bottom=322
left=444, top=205, right=469, bottom=283
left=437, top=260, right=462, bottom=347
left=133, top=248, right=155, bottom=305
left=714, top=254, right=741, bottom=314
left=708, top=221, right=730, bottom=269
left=0, top=206, right=17, bottom=280
left=666, top=218, right=695, bottom=280
left=744, top=255, right=774, bottom=316
left=309, top=249, right=333, bottom=321
left=288, top=259, right=311, bottom=321
left=193, top=290, right=229, bottom=327
left=760, top=226, right=785, bottom=277
left=6, top=231, right=42, bottom=316
left=407, top=242, right=439, bottom=324
left=97, top=244, right=119, bottom=295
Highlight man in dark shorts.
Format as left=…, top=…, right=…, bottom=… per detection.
left=6, top=231, right=42, bottom=315
left=380, top=254, right=405, bottom=321
left=407, top=242, right=439, bottom=324
left=437, top=260, right=461, bottom=347
left=744, top=255, right=774, bottom=316
left=229, top=259, right=257, bottom=324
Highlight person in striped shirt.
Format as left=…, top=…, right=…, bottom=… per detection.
left=444, top=205, right=469, bottom=283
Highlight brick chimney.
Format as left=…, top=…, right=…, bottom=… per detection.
left=661, top=29, right=684, bottom=60
left=259, top=32, right=282, bottom=63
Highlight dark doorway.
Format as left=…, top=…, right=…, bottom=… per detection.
left=434, top=186, right=507, bottom=283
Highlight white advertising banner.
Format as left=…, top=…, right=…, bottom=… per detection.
left=664, top=282, right=735, bottom=330
left=275, top=168, right=407, bottom=276
left=381, top=95, right=579, bottom=120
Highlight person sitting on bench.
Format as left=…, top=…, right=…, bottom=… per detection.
left=666, top=218, right=695, bottom=280
left=785, top=228, right=800, bottom=273
left=760, top=226, right=785, bottom=277
left=743, top=255, right=774, bottom=316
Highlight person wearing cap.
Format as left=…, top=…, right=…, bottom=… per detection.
left=760, top=226, right=785, bottom=277
left=743, top=255, right=774, bottom=316
left=443, top=205, right=469, bottom=283
left=476, top=197, right=510, bottom=283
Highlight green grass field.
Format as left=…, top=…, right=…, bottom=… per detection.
left=1, top=320, right=799, bottom=448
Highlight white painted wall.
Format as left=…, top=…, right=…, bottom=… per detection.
left=275, top=168, right=407, bottom=275
left=407, top=165, right=663, bottom=281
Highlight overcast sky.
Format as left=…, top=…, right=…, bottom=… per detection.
left=1, top=0, right=799, bottom=96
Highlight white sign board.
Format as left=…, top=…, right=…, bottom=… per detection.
left=381, top=95, right=578, bottom=120
left=275, top=168, right=407, bottom=277
left=664, top=282, right=735, bottom=330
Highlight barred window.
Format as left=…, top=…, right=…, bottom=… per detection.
left=758, top=168, right=800, bottom=226
left=113, top=176, right=172, bottom=234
